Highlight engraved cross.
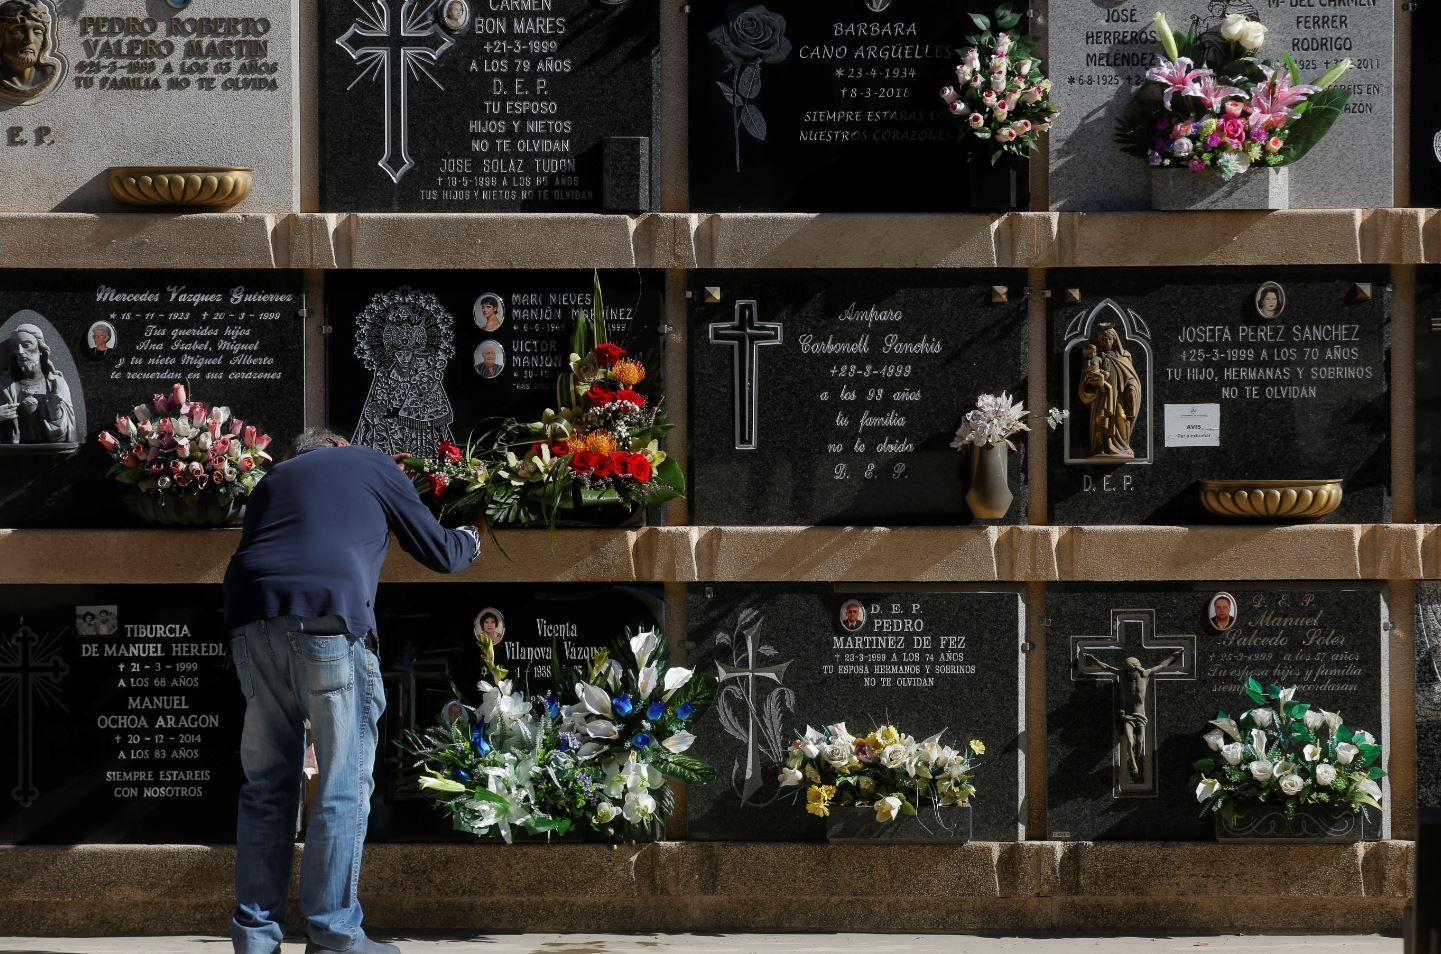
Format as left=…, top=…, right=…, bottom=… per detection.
left=338, top=0, right=455, bottom=184
left=709, top=300, right=782, bottom=451
left=0, top=622, right=68, bottom=809
left=1072, top=610, right=1195, bottom=798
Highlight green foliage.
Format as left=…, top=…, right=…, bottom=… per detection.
left=1277, top=86, right=1350, bottom=167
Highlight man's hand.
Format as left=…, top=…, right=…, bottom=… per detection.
left=0, top=403, right=17, bottom=422
left=391, top=451, right=415, bottom=473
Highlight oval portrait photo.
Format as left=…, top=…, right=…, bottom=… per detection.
left=474, top=607, right=506, bottom=644
left=1254, top=282, right=1286, bottom=321
left=87, top=320, right=117, bottom=359
left=839, top=599, right=867, bottom=632
left=474, top=340, right=505, bottom=380
left=473, top=293, right=504, bottom=333
left=1208, top=592, right=1238, bottom=632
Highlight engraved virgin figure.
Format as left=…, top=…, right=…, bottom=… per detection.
left=1078, top=323, right=1142, bottom=460
left=352, top=288, right=456, bottom=455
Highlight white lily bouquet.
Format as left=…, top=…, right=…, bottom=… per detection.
left=400, top=628, right=716, bottom=843
left=778, top=722, right=983, bottom=824
left=1194, top=677, right=1385, bottom=824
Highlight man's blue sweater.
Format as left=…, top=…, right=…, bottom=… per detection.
left=223, top=445, right=475, bottom=637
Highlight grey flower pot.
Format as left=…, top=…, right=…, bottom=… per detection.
left=1214, top=803, right=1371, bottom=843
left=825, top=805, right=971, bottom=844
left=1150, top=166, right=1289, bottom=211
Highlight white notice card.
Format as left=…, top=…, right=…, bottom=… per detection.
left=1164, top=404, right=1221, bottom=448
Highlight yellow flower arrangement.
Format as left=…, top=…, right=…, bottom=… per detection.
left=611, top=358, right=647, bottom=388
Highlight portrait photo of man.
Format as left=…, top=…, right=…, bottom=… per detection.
left=474, top=341, right=505, bottom=380
left=1, top=319, right=78, bottom=445
left=1255, top=282, right=1286, bottom=321
left=1209, top=592, right=1238, bottom=632
left=473, top=294, right=505, bottom=333
left=839, top=600, right=867, bottom=632
left=0, top=0, right=64, bottom=105
left=88, top=321, right=117, bottom=359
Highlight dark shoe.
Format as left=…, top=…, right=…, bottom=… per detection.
left=304, top=939, right=400, bottom=954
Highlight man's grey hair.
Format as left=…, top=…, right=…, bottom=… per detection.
left=288, top=427, right=349, bottom=459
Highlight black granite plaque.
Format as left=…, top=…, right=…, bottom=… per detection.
left=321, top=0, right=658, bottom=212
left=0, top=585, right=241, bottom=844
left=1048, top=267, right=1390, bottom=525
left=0, top=271, right=305, bottom=528
left=1046, top=583, right=1387, bottom=841
left=689, top=270, right=1029, bottom=525
left=1417, top=269, right=1441, bottom=522
left=369, top=582, right=664, bottom=842
left=1418, top=583, right=1441, bottom=812
left=326, top=270, right=662, bottom=457
left=686, top=585, right=1025, bottom=841
left=1413, top=3, right=1441, bottom=208
left=688, top=0, right=1029, bottom=212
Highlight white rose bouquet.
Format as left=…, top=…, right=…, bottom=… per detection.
left=778, top=722, right=983, bottom=824
left=1194, top=677, right=1384, bottom=825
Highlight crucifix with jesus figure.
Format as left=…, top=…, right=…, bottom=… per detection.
left=1071, top=610, right=1195, bottom=798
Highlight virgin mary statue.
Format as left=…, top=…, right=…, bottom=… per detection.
left=352, top=288, right=456, bottom=456
left=1077, top=322, right=1141, bottom=460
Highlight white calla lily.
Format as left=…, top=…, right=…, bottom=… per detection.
left=637, top=664, right=659, bottom=700
left=419, top=776, right=467, bottom=793
left=576, top=682, right=613, bottom=717
left=630, top=629, right=659, bottom=669
left=1196, top=777, right=1221, bottom=803
left=663, top=730, right=697, bottom=753
left=662, top=666, right=694, bottom=699
left=584, top=720, right=620, bottom=739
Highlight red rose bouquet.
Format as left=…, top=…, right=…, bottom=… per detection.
left=405, top=275, right=683, bottom=532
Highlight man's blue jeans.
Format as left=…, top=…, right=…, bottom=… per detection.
left=228, top=615, right=385, bottom=954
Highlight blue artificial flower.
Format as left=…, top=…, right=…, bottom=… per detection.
left=545, top=694, right=560, bottom=718
left=646, top=700, right=666, bottom=721
left=453, top=766, right=471, bottom=782
left=612, top=694, right=635, bottom=717
left=676, top=702, right=695, bottom=721
left=632, top=733, right=654, bottom=749
left=470, top=725, right=492, bottom=756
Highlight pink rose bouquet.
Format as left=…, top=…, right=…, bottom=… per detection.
left=941, top=4, right=1058, bottom=163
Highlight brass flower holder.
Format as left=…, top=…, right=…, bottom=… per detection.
left=106, top=166, right=253, bottom=209
left=1198, top=479, right=1343, bottom=519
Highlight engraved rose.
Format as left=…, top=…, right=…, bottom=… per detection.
left=709, top=6, right=792, bottom=173
left=708, top=6, right=791, bottom=67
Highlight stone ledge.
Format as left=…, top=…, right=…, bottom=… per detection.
left=0, top=841, right=1412, bottom=935
left=1, top=211, right=1438, bottom=270
left=0, top=525, right=1434, bottom=585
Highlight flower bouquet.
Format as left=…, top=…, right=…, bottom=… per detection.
left=1194, top=677, right=1384, bottom=842
left=941, top=5, right=1058, bottom=164
left=400, top=628, right=716, bottom=844
left=778, top=721, right=983, bottom=843
left=1117, top=11, right=1351, bottom=208
left=949, top=392, right=1065, bottom=519
left=97, top=382, right=272, bottom=526
left=404, top=276, right=683, bottom=535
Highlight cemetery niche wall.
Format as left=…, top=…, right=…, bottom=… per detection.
left=1419, top=585, right=1441, bottom=814
left=1412, top=0, right=1441, bottom=207
left=0, top=270, right=304, bottom=528
left=1048, top=0, right=1393, bottom=211
left=367, top=582, right=663, bottom=842
left=0, top=0, right=297, bottom=211
left=686, top=584, right=1025, bottom=842
left=325, top=268, right=662, bottom=457
left=689, top=270, right=1029, bottom=525
left=688, top=0, right=1031, bottom=212
left=1046, top=583, right=1388, bottom=842
left=320, top=0, right=658, bottom=213
left=1416, top=269, right=1441, bottom=522
left=0, top=585, right=240, bottom=844
left=1047, top=267, right=1390, bottom=525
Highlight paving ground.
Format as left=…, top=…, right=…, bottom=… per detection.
left=0, top=936, right=1403, bottom=954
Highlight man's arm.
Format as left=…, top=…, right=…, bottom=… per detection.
left=1143, top=650, right=1186, bottom=677
left=375, top=455, right=478, bottom=574
left=1080, top=652, right=1119, bottom=674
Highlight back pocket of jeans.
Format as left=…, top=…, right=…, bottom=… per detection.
left=291, top=633, right=355, bottom=695
left=229, top=636, right=255, bottom=701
